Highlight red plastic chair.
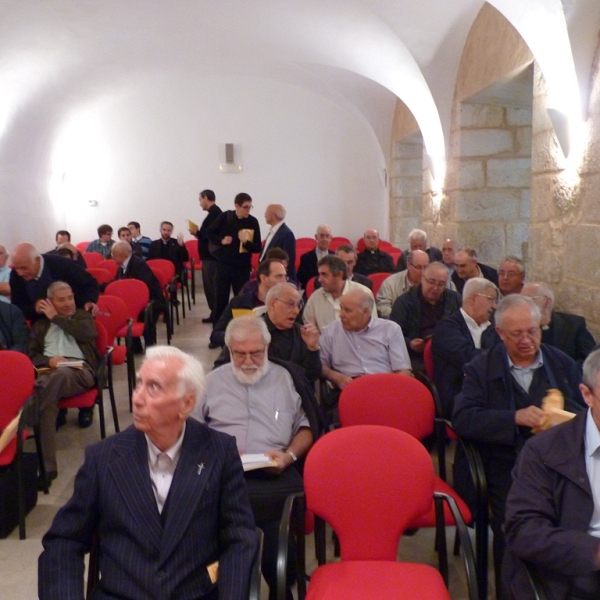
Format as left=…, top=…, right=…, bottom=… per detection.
left=305, top=276, right=316, bottom=299
left=98, top=259, right=119, bottom=278
left=58, top=321, right=119, bottom=440
left=390, top=251, right=402, bottom=269
left=87, top=268, right=114, bottom=286
left=96, top=295, right=133, bottom=404
left=0, top=351, right=40, bottom=539
left=338, top=374, right=472, bottom=585
left=356, top=239, right=400, bottom=253
left=184, top=239, right=202, bottom=304
left=146, top=263, right=173, bottom=345
left=105, top=279, right=150, bottom=407
left=301, top=426, right=478, bottom=599
left=423, top=338, right=434, bottom=379
left=75, top=241, right=89, bottom=253
left=367, top=272, right=392, bottom=297
left=82, top=252, right=104, bottom=268
left=147, top=258, right=189, bottom=323
left=329, top=237, right=352, bottom=251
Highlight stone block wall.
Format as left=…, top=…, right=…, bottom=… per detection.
left=389, top=133, right=424, bottom=248
left=444, top=101, right=532, bottom=266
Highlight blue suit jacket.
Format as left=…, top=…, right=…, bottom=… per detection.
left=262, top=222, right=296, bottom=279
left=39, top=419, right=256, bottom=600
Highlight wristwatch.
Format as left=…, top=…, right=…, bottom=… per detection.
left=287, top=450, right=298, bottom=462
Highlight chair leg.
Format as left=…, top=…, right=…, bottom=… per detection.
left=126, top=346, right=134, bottom=412
left=314, top=516, right=327, bottom=566
left=434, top=495, right=449, bottom=586
left=34, top=424, right=49, bottom=495
left=295, top=497, right=307, bottom=600
left=97, top=393, right=106, bottom=440
left=191, top=270, right=196, bottom=304
left=107, top=365, right=120, bottom=434
left=181, top=285, right=186, bottom=319
left=16, top=436, right=25, bottom=539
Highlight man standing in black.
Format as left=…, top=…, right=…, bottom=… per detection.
left=190, top=189, right=222, bottom=323
left=208, top=192, right=261, bottom=323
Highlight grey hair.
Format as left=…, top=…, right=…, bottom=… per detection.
left=583, top=348, right=600, bottom=390
left=500, top=255, right=525, bottom=274
left=523, top=281, right=555, bottom=310
left=47, top=281, right=72, bottom=299
left=462, top=277, right=499, bottom=305
left=424, top=261, right=449, bottom=278
left=266, top=282, right=299, bottom=306
left=408, top=228, right=427, bottom=244
left=495, top=295, right=541, bottom=330
left=144, top=346, right=206, bottom=404
left=225, top=315, right=271, bottom=348
left=316, top=224, right=331, bottom=235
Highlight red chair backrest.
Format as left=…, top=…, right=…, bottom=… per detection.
left=94, top=320, right=109, bottom=356
left=296, top=238, right=317, bottom=250
left=98, top=259, right=119, bottom=278
left=82, top=252, right=104, bottom=268
left=147, top=259, right=176, bottom=280
left=75, top=241, right=89, bottom=252
left=356, top=239, right=399, bottom=253
left=423, top=338, right=434, bottom=379
left=105, top=280, right=150, bottom=321
left=329, top=237, right=352, bottom=251
left=184, top=239, right=201, bottom=269
left=339, top=373, right=435, bottom=441
left=305, top=276, right=316, bottom=298
left=390, top=251, right=402, bottom=269
left=304, top=425, right=434, bottom=561
left=147, top=264, right=171, bottom=289
left=96, top=295, right=130, bottom=340
left=0, top=351, right=35, bottom=464
left=367, top=272, right=392, bottom=297
left=87, top=268, right=114, bottom=286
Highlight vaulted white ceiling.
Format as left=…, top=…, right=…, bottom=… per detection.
left=0, top=0, right=598, bottom=166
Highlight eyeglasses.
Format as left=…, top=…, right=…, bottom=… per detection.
left=231, top=349, right=265, bottom=361
left=476, top=293, right=497, bottom=303
left=422, top=276, right=447, bottom=289
left=499, top=271, right=521, bottom=278
left=240, top=204, right=252, bottom=210
left=503, top=328, right=541, bottom=341
left=274, top=298, right=302, bottom=310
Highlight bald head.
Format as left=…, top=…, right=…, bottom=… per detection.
left=11, top=243, right=41, bottom=281
left=363, top=228, right=380, bottom=251
left=340, top=288, right=374, bottom=331
left=406, top=249, right=429, bottom=285
left=265, top=204, right=286, bottom=226
left=111, top=241, right=133, bottom=265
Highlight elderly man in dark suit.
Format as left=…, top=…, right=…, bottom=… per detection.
left=259, top=204, right=297, bottom=280
left=10, top=243, right=99, bottom=322
left=451, top=246, right=498, bottom=294
left=296, top=224, right=334, bottom=289
left=112, top=241, right=166, bottom=347
left=432, top=277, right=500, bottom=418
left=453, top=294, right=585, bottom=597
left=522, top=281, right=596, bottom=365
left=39, top=345, right=256, bottom=600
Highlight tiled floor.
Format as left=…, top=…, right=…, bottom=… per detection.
left=1, top=285, right=490, bottom=599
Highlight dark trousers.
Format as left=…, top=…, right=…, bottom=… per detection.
left=214, top=262, right=251, bottom=323
left=201, top=259, right=218, bottom=318
left=245, top=468, right=304, bottom=600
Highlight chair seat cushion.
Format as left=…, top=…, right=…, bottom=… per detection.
left=59, top=389, right=97, bottom=410
left=410, top=477, right=472, bottom=528
left=306, top=561, right=450, bottom=599
left=115, top=323, right=145, bottom=338
left=111, top=345, right=127, bottom=365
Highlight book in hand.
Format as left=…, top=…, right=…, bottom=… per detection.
left=239, top=229, right=254, bottom=252
left=231, top=306, right=267, bottom=319
left=241, top=453, right=277, bottom=472
left=188, top=219, right=199, bottom=234
left=57, top=360, right=85, bottom=369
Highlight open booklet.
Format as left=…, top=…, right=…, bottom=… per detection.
left=231, top=306, right=267, bottom=319
left=241, top=453, right=277, bottom=472
left=57, top=360, right=85, bottom=369
left=531, top=388, right=576, bottom=434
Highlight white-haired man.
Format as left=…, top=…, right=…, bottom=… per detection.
left=194, top=316, right=313, bottom=600
left=453, top=295, right=585, bottom=597
left=522, top=281, right=596, bottom=365
left=259, top=204, right=297, bottom=279
left=395, top=228, right=443, bottom=271
left=40, top=346, right=256, bottom=600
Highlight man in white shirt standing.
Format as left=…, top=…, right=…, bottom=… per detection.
left=504, top=347, right=600, bottom=599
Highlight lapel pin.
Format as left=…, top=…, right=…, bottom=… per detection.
left=197, top=462, right=205, bottom=475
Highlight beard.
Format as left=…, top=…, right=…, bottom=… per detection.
left=231, top=353, right=270, bottom=385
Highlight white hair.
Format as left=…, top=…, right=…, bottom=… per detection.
left=225, top=315, right=271, bottom=348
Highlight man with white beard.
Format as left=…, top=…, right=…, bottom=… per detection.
left=192, top=315, right=312, bottom=600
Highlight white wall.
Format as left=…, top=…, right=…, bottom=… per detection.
left=0, top=73, right=388, bottom=251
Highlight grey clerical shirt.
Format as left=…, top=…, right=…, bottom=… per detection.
left=193, top=362, right=309, bottom=453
